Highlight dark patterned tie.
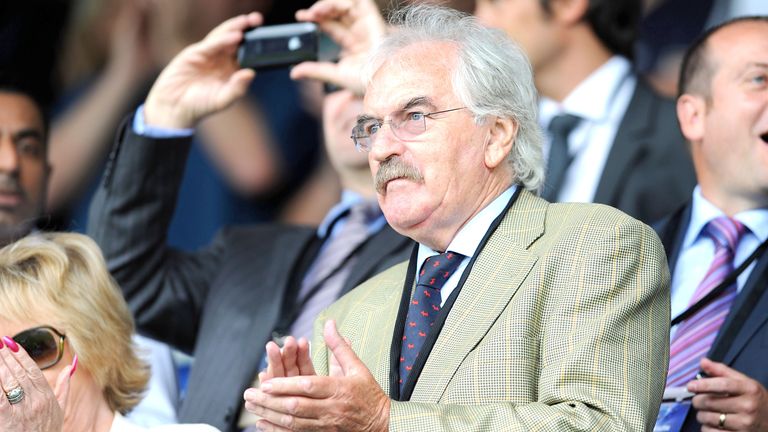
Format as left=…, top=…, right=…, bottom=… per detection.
left=666, top=216, right=747, bottom=387
left=399, top=251, right=465, bottom=393
left=541, top=113, right=581, bottom=202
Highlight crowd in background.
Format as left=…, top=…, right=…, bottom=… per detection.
left=0, top=0, right=763, bottom=236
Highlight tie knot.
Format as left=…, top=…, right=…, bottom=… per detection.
left=704, top=216, right=747, bottom=252
left=418, top=251, right=465, bottom=290
left=548, top=113, right=581, bottom=137
left=347, top=199, right=382, bottom=225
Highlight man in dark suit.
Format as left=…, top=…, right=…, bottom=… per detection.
left=472, top=0, right=696, bottom=224
left=86, top=13, right=411, bottom=432
left=655, top=16, right=768, bottom=431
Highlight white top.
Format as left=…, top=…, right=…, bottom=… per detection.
left=127, top=335, right=179, bottom=427
left=416, top=186, right=516, bottom=305
left=110, top=412, right=220, bottom=432
left=539, top=55, right=637, bottom=203
left=670, top=186, right=768, bottom=322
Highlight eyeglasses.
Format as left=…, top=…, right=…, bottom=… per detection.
left=351, top=107, right=466, bottom=152
left=12, top=326, right=66, bottom=370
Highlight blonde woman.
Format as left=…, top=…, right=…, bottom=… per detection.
left=0, top=233, right=219, bottom=432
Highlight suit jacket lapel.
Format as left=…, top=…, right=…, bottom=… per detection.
left=657, top=203, right=692, bottom=275
left=593, top=80, right=654, bottom=206
left=717, top=250, right=768, bottom=365
left=180, top=229, right=316, bottom=423
left=340, top=262, right=408, bottom=397
left=341, top=226, right=411, bottom=297
left=411, top=191, right=545, bottom=402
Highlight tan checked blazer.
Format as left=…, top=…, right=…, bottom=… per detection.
left=312, top=190, right=670, bottom=431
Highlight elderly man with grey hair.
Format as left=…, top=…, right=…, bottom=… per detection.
left=236, top=4, right=670, bottom=431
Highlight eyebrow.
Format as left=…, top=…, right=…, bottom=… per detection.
left=12, top=128, right=44, bottom=142
left=355, top=114, right=377, bottom=124
left=401, top=96, right=436, bottom=111
left=356, top=96, right=439, bottom=124
left=740, top=62, right=768, bottom=72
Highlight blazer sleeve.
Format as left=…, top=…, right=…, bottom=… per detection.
left=87, top=117, right=225, bottom=353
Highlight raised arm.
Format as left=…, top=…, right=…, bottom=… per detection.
left=291, top=0, right=387, bottom=95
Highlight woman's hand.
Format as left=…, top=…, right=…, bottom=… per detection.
left=0, top=337, right=74, bottom=432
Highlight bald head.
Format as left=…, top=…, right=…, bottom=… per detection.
left=679, top=16, right=768, bottom=99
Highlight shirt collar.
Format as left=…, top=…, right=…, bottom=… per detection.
left=317, top=190, right=373, bottom=238
left=539, top=55, right=632, bottom=124
left=685, top=186, right=768, bottom=248
left=417, top=185, right=517, bottom=264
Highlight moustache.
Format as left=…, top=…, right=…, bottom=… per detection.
left=374, top=157, right=423, bottom=194
left=0, top=174, right=23, bottom=197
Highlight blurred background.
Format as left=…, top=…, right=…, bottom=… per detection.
left=2, top=0, right=767, bottom=251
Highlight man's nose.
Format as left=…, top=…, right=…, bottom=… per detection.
left=369, top=124, right=406, bottom=162
left=0, top=139, right=20, bottom=174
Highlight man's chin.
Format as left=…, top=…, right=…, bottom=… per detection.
left=0, top=216, right=34, bottom=246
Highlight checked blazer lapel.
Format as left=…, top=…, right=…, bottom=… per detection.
left=411, top=190, right=545, bottom=402
left=316, top=261, right=408, bottom=397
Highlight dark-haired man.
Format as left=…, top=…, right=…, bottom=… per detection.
left=474, top=0, right=696, bottom=223
left=655, top=16, right=768, bottom=432
left=0, top=88, right=49, bottom=243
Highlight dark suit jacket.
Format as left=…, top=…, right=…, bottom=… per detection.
left=655, top=204, right=768, bottom=431
left=592, top=79, right=696, bottom=225
left=87, top=120, right=413, bottom=432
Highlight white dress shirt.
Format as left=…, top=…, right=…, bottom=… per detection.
left=539, top=56, right=636, bottom=203
left=415, top=186, right=516, bottom=306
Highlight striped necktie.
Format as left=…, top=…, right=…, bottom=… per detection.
left=288, top=199, right=381, bottom=341
left=666, top=216, right=747, bottom=387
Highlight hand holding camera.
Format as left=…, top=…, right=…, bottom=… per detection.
left=290, top=0, right=388, bottom=95
left=143, top=12, right=262, bottom=129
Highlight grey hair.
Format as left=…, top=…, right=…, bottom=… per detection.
left=362, top=4, right=544, bottom=192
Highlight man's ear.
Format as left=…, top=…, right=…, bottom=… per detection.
left=677, top=94, right=706, bottom=142
left=548, top=0, right=589, bottom=25
left=484, top=116, right=517, bottom=169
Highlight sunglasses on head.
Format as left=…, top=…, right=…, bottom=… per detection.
left=12, top=326, right=66, bottom=370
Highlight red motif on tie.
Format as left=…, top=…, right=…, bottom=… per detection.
left=399, top=251, right=465, bottom=394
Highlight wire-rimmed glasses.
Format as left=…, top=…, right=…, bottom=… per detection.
left=351, top=107, right=466, bottom=152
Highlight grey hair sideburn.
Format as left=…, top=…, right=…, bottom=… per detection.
left=362, top=4, right=544, bottom=192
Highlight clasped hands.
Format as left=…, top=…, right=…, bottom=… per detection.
left=243, top=320, right=390, bottom=432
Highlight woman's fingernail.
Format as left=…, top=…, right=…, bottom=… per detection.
left=2, top=336, right=18, bottom=353
left=70, top=354, right=78, bottom=377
